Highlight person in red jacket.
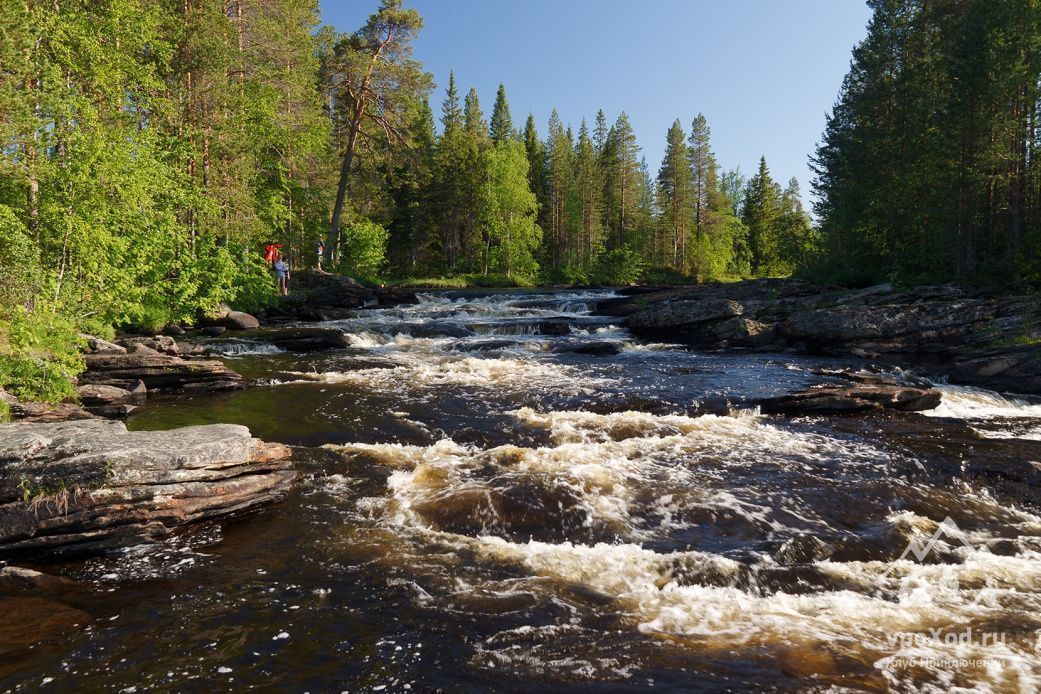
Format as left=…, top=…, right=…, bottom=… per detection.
left=263, top=242, right=283, bottom=266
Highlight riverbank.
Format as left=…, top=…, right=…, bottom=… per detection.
left=599, top=279, right=1041, bottom=395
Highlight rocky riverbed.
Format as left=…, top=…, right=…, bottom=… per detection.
left=602, top=279, right=1041, bottom=395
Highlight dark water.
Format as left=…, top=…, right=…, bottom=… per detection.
left=4, top=290, right=1041, bottom=692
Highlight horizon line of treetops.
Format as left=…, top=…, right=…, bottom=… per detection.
left=358, top=73, right=813, bottom=285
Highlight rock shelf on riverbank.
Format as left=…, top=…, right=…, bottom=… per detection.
left=602, top=279, right=1041, bottom=395
left=0, top=419, right=294, bottom=556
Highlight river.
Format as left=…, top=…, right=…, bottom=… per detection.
left=5, top=289, right=1041, bottom=691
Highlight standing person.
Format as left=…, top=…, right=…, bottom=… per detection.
left=263, top=241, right=283, bottom=266
left=316, top=240, right=326, bottom=273
left=274, top=254, right=290, bottom=296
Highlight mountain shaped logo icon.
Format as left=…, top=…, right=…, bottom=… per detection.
left=881, top=515, right=993, bottom=607
left=889, top=516, right=969, bottom=567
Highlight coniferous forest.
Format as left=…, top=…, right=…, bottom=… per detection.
left=1, top=0, right=1040, bottom=403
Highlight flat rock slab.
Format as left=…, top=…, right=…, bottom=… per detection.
left=756, top=384, right=942, bottom=416
left=0, top=420, right=294, bottom=556
left=214, top=327, right=352, bottom=352
left=81, top=346, right=244, bottom=393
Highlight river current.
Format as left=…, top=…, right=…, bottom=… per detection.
left=5, top=289, right=1041, bottom=691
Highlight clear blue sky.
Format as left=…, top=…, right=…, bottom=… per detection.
left=318, top=0, right=872, bottom=203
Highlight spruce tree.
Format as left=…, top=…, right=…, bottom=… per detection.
left=657, top=119, right=694, bottom=270
left=489, top=84, right=515, bottom=144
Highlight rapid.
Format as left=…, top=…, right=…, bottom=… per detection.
left=6, top=289, right=1041, bottom=692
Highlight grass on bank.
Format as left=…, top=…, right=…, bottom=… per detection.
left=388, top=274, right=532, bottom=289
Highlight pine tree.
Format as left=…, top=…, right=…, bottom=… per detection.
left=434, top=71, right=468, bottom=268
left=657, top=119, right=693, bottom=270
left=324, top=0, right=431, bottom=260
left=523, top=113, right=550, bottom=237
left=489, top=83, right=515, bottom=144
left=602, top=113, right=641, bottom=250
left=742, top=156, right=782, bottom=276
left=545, top=109, right=575, bottom=270
left=574, top=119, right=605, bottom=273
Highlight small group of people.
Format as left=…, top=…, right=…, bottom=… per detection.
left=262, top=240, right=328, bottom=296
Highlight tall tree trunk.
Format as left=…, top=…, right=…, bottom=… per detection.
left=328, top=115, right=363, bottom=261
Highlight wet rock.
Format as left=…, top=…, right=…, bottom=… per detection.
left=615, top=278, right=1041, bottom=395
left=551, top=341, right=624, bottom=356
left=80, top=347, right=243, bottom=393
left=627, top=298, right=743, bottom=332
left=0, top=419, right=295, bottom=556
left=0, top=566, right=80, bottom=592
left=176, top=341, right=207, bottom=357
left=450, top=339, right=526, bottom=353
left=202, top=325, right=227, bottom=337
left=263, top=272, right=416, bottom=323
left=756, top=384, right=942, bottom=416
left=163, top=324, right=186, bottom=337
left=711, top=317, right=777, bottom=348
left=210, top=327, right=351, bottom=352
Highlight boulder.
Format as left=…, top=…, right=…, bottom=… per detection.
left=0, top=419, right=295, bottom=555
left=78, top=334, right=126, bottom=355
left=75, top=384, right=132, bottom=407
left=222, top=310, right=260, bottom=331
left=711, top=317, right=778, bottom=348
left=202, top=326, right=227, bottom=337
left=551, top=341, right=625, bottom=356
left=163, top=324, right=186, bottom=337
left=0, top=565, right=80, bottom=591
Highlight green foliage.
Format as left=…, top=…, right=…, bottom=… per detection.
left=228, top=252, right=279, bottom=315
left=478, top=140, right=542, bottom=281
left=812, top=0, right=1041, bottom=287
left=0, top=307, right=83, bottom=404
left=0, top=206, right=41, bottom=308
left=391, top=274, right=523, bottom=289
left=591, top=246, right=645, bottom=285
left=336, top=219, right=389, bottom=278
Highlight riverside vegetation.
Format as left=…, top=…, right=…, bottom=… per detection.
left=10, top=0, right=1038, bottom=408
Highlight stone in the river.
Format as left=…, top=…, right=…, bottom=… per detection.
left=75, top=384, right=132, bottom=406
left=221, top=327, right=351, bottom=352
left=80, top=345, right=243, bottom=392
left=0, top=419, right=295, bottom=555
left=551, top=341, right=624, bottom=356
left=0, top=565, right=80, bottom=591
left=755, top=384, right=942, bottom=415
left=626, top=298, right=743, bottom=332
left=203, top=326, right=227, bottom=337
left=222, top=310, right=261, bottom=331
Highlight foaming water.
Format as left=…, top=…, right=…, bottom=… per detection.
left=925, top=383, right=1041, bottom=440
left=18, top=288, right=1041, bottom=691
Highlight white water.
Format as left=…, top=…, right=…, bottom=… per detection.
left=925, top=383, right=1041, bottom=440
left=295, top=290, right=1041, bottom=688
